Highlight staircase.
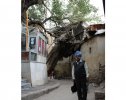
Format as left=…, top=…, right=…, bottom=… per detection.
left=21, top=79, right=32, bottom=90
left=95, top=81, right=105, bottom=100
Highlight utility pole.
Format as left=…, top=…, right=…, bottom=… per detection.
left=26, top=10, right=29, bottom=51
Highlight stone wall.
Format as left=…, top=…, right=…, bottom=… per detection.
left=81, top=35, right=105, bottom=83
left=30, top=62, right=48, bottom=86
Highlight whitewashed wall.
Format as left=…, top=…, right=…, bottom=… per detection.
left=21, top=62, right=31, bottom=83
left=30, top=62, right=48, bottom=86
left=37, top=55, right=46, bottom=63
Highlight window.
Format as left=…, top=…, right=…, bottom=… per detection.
left=31, top=52, right=37, bottom=61
left=89, top=47, right=91, bottom=54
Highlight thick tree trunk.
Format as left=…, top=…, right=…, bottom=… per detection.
left=47, top=44, right=60, bottom=75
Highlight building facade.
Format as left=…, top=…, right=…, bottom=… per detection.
left=81, top=33, right=105, bottom=83
left=21, top=25, right=48, bottom=86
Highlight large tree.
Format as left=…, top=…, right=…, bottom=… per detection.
left=21, top=0, right=103, bottom=74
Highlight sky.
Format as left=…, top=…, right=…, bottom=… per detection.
left=90, top=0, right=104, bottom=15
left=90, top=0, right=105, bottom=22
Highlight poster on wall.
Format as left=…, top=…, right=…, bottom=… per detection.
left=38, top=37, right=41, bottom=54
left=30, top=37, right=36, bottom=49
left=42, top=39, right=44, bottom=56
left=44, top=42, right=47, bottom=57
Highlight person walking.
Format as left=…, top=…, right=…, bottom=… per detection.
left=72, top=51, right=89, bottom=100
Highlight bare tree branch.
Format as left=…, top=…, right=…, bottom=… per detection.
left=28, top=20, right=59, bottom=37
left=42, top=16, right=52, bottom=24
left=28, top=20, right=45, bottom=30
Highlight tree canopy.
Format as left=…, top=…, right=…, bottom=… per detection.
left=22, top=0, right=101, bottom=27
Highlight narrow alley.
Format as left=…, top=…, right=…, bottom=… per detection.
left=34, top=80, right=95, bottom=100
left=21, top=1, right=105, bottom=100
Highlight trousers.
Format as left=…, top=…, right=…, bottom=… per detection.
left=75, top=78, right=87, bottom=100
